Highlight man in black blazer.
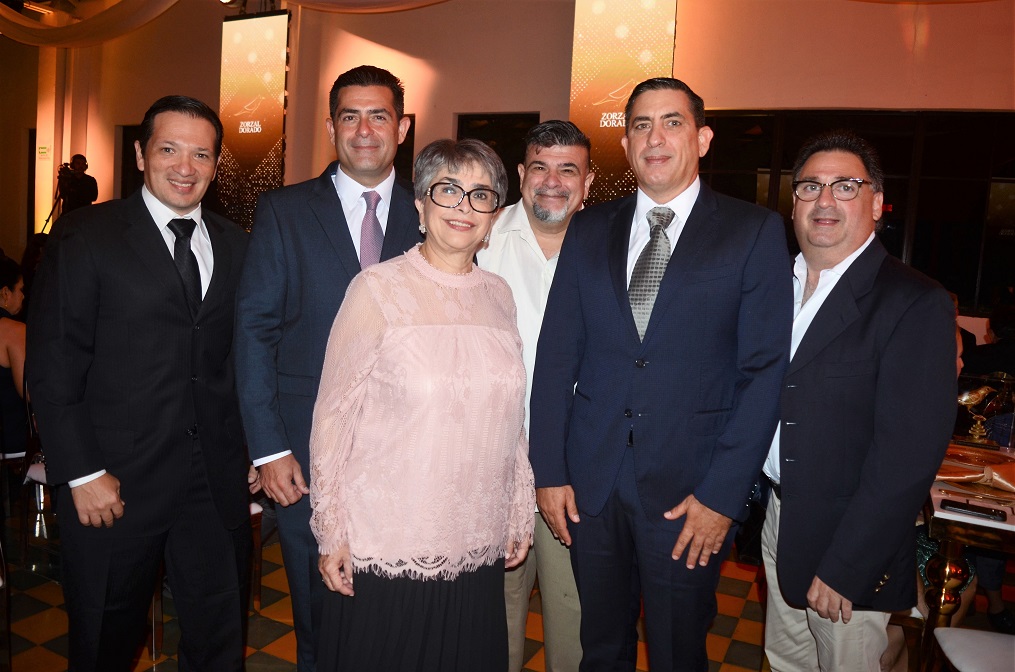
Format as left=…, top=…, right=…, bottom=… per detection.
left=530, top=78, right=792, bottom=671
left=760, top=131, right=956, bottom=670
left=234, top=65, right=422, bottom=671
left=27, top=96, right=251, bottom=671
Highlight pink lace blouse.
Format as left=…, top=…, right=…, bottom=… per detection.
left=309, top=245, right=535, bottom=580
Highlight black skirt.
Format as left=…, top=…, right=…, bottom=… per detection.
left=317, top=560, right=508, bottom=672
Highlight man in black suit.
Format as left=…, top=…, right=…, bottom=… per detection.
left=529, top=78, right=792, bottom=671
left=27, top=96, right=251, bottom=671
left=761, top=131, right=956, bottom=670
left=234, top=65, right=422, bottom=671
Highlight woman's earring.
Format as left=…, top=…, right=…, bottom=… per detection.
left=482, top=234, right=490, bottom=244
left=419, top=222, right=427, bottom=235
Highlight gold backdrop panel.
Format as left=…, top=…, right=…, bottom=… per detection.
left=218, top=11, right=289, bottom=231
left=570, top=0, right=678, bottom=205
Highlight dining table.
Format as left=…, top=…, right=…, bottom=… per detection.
left=921, top=443, right=1015, bottom=670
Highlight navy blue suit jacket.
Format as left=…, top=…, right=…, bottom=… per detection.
left=776, top=239, right=956, bottom=611
left=235, top=162, right=422, bottom=466
left=529, top=182, right=792, bottom=524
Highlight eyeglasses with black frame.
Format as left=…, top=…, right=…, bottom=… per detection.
left=426, top=182, right=500, bottom=214
left=792, top=178, right=870, bottom=202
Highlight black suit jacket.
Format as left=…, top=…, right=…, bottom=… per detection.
left=27, top=190, right=250, bottom=535
left=530, top=183, right=792, bottom=523
left=776, top=238, right=956, bottom=611
left=235, top=162, right=422, bottom=468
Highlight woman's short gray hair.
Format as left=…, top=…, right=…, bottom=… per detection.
left=413, top=139, right=508, bottom=207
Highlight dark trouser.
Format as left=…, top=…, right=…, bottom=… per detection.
left=59, top=445, right=250, bottom=672
left=569, top=450, right=734, bottom=672
left=275, top=492, right=325, bottom=672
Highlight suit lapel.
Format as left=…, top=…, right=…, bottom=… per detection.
left=642, top=183, right=719, bottom=342
left=310, top=162, right=362, bottom=279
left=607, top=197, right=640, bottom=342
left=122, top=192, right=188, bottom=303
left=787, top=239, right=887, bottom=375
left=380, top=180, right=419, bottom=261
left=200, top=212, right=232, bottom=316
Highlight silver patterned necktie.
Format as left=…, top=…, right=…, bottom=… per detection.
left=629, top=206, right=675, bottom=340
left=359, top=190, right=383, bottom=268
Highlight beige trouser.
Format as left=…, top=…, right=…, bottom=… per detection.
left=762, top=489, right=891, bottom=672
left=505, top=514, right=583, bottom=672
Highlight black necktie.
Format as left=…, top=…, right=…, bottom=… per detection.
left=629, top=207, right=676, bottom=340
left=167, top=218, right=202, bottom=317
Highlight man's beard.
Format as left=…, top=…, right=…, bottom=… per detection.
left=532, top=190, right=571, bottom=224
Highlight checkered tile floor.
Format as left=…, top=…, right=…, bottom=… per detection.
left=6, top=492, right=1013, bottom=671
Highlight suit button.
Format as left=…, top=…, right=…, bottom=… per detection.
left=635, top=359, right=646, bottom=368
left=625, top=409, right=633, bottom=418
left=186, top=425, right=198, bottom=438
left=193, top=325, right=201, bottom=331
left=191, top=376, right=198, bottom=382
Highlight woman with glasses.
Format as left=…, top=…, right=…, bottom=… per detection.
left=309, top=138, right=534, bottom=671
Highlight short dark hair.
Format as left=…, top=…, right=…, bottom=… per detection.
left=524, top=120, right=592, bottom=168
left=792, top=130, right=885, bottom=194
left=0, top=256, right=22, bottom=292
left=625, top=77, right=706, bottom=131
left=138, top=96, right=224, bottom=158
left=71, top=154, right=87, bottom=163
left=413, top=139, right=508, bottom=206
left=329, top=65, right=405, bottom=120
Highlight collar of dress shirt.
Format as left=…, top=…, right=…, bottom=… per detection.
left=792, top=231, right=876, bottom=293
left=633, top=176, right=700, bottom=235
left=494, top=201, right=527, bottom=234
left=334, top=164, right=396, bottom=223
left=142, top=184, right=203, bottom=231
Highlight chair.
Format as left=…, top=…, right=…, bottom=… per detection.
left=0, top=534, right=10, bottom=672
left=888, top=610, right=925, bottom=672
left=932, top=627, right=1015, bottom=672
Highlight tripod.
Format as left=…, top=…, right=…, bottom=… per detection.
left=41, top=181, right=62, bottom=234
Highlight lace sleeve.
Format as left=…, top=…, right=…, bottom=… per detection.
left=309, top=276, right=385, bottom=556
left=506, top=427, right=535, bottom=551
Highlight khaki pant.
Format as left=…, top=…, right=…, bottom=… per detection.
left=762, top=490, right=891, bottom=672
left=505, top=514, right=583, bottom=672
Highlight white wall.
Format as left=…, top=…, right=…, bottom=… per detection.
left=3, top=0, right=1014, bottom=247
left=673, top=0, right=1015, bottom=111
left=284, top=0, right=576, bottom=183
left=0, top=36, right=40, bottom=259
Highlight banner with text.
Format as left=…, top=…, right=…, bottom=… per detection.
left=569, top=0, right=677, bottom=205
left=218, top=11, right=288, bottom=230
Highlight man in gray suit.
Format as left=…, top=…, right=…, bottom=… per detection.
left=235, top=65, right=422, bottom=671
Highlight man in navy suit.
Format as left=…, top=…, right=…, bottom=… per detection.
left=529, top=78, right=792, bottom=671
left=28, top=96, right=251, bottom=671
left=761, top=131, right=955, bottom=670
left=234, top=65, right=422, bottom=671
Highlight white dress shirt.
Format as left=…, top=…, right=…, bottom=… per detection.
left=626, top=178, right=701, bottom=286
left=334, top=165, right=397, bottom=259
left=476, top=201, right=559, bottom=435
left=70, top=186, right=216, bottom=488
left=762, top=233, right=876, bottom=484
left=143, top=185, right=214, bottom=297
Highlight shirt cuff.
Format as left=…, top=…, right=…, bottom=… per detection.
left=252, top=450, right=293, bottom=467
left=69, top=470, right=106, bottom=488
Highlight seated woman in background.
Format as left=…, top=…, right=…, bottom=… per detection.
left=309, top=138, right=534, bottom=672
left=0, top=255, right=27, bottom=457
